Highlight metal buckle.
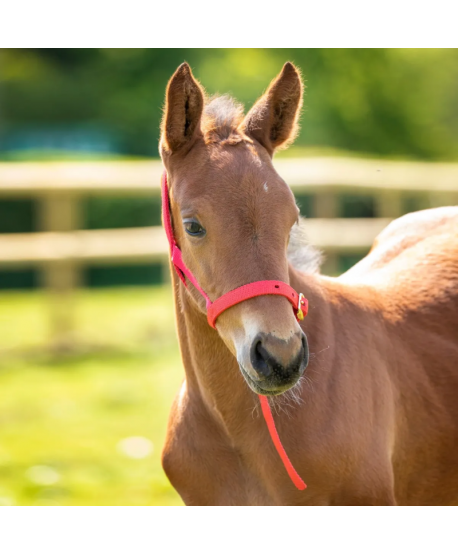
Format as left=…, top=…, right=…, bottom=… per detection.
left=296, top=292, right=306, bottom=320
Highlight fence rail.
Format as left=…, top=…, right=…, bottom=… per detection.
left=1, top=157, right=457, bottom=347
left=0, top=219, right=392, bottom=268
left=1, top=157, right=458, bottom=195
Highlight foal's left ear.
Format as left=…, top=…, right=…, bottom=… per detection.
left=242, top=62, right=303, bottom=155
left=161, top=62, right=205, bottom=155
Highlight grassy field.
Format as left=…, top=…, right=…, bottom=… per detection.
left=0, top=286, right=184, bottom=506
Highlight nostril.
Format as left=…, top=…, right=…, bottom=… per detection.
left=301, top=334, right=306, bottom=353
left=250, top=339, right=272, bottom=378
left=300, top=332, right=309, bottom=369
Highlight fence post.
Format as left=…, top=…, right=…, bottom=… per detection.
left=38, top=194, right=80, bottom=351
left=314, top=191, right=339, bottom=276
left=161, top=259, right=171, bottom=285
left=376, top=191, right=403, bottom=219
left=428, top=192, right=458, bottom=209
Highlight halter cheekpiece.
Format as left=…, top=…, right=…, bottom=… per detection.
left=161, top=170, right=308, bottom=491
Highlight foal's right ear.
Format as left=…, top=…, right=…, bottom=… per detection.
left=161, top=63, right=205, bottom=155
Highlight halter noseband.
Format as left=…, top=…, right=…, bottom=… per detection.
left=161, top=170, right=307, bottom=491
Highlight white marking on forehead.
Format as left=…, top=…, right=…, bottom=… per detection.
left=263, top=182, right=268, bottom=192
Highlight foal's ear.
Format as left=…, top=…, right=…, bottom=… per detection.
left=161, top=63, right=205, bottom=155
left=243, top=62, right=303, bottom=155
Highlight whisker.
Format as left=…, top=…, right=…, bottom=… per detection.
left=249, top=399, right=260, bottom=419
left=245, top=346, right=331, bottom=420
left=266, top=376, right=308, bottom=418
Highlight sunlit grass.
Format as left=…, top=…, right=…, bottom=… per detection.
left=0, top=286, right=184, bottom=506
left=0, top=286, right=177, bottom=355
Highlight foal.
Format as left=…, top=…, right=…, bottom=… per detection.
left=160, top=62, right=458, bottom=505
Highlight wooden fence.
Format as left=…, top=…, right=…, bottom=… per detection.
left=1, top=157, right=457, bottom=347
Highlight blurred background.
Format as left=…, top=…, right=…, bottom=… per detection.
left=1, top=48, right=458, bottom=506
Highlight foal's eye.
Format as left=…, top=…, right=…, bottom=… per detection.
left=183, top=219, right=206, bottom=237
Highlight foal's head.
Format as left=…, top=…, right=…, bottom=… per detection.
left=160, top=62, right=308, bottom=395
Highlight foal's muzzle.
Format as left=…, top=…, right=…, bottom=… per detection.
left=241, top=331, right=309, bottom=395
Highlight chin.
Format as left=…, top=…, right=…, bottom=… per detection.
left=239, top=364, right=300, bottom=397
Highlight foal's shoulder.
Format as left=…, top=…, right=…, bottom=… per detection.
left=339, top=207, right=458, bottom=283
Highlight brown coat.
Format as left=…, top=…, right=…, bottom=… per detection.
left=160, top=62, right=458, bottom=505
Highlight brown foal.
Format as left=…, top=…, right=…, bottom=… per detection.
left=159, top=62, right=458, bottom=505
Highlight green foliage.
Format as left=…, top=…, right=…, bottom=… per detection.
left=0, top=199, right=36, bottom=233
left=84, top=196, right=162, bottom=229
left=1, top=49, right=456, bottom=289
left=1, top=48, right=458, bottom=160
left=0, top=286, right=184, bottom=506
left=340, top=195, right=375, bottom=218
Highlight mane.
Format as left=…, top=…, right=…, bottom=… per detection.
left=287, top=217, right=323, bottom=274
left=202, top=95, right=245, bottom=144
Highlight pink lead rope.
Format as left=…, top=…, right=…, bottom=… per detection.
left=259, top=396, right=306, bottom=490
left=161, top=171, right=307, bottom=491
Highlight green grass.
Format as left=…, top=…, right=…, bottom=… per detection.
left=0, top=286, right=184, bottom=506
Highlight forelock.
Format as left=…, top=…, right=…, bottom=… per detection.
left=202, top=95, right=245, bottom=145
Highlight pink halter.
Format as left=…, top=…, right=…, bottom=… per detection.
left=161, top=171, right=307, bottom=491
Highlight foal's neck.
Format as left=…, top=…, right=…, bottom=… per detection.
left=173, top=275, right=253, bottom=434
